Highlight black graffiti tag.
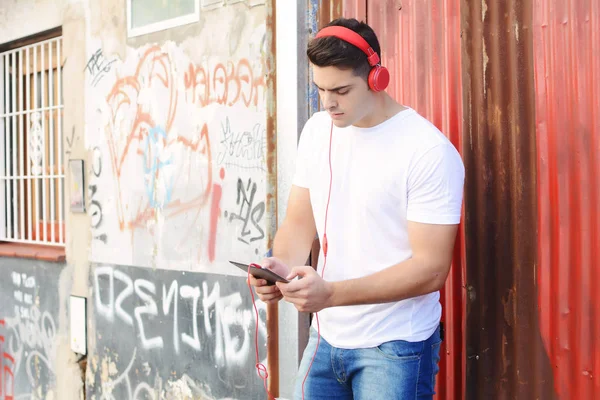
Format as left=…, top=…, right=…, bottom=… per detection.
left=85, top=48, right=117, bottom=87
left=225, top=178, right=265, bottom=246
left=89, top=147, right=107, bottom=243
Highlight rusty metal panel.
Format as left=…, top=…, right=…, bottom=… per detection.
left=369, top=0, right=464, bottom=137
left=533, top=0, right=600, bottom=398
left=317, top=0, right=365, bottom=27
left=317, top=0, right=344, bottom=26
left=461, top=0, right=557, bottom=398
left=366, top=2, right=466, bottom=399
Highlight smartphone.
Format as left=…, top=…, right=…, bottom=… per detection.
left=229, top=261, right=289, bottom=285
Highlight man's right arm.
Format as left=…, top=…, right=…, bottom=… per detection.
left=250, top=115, right=317, bottom=301
left=272, top=185, right=317, bottom=267
left=249, top=184, right=316, bottom=303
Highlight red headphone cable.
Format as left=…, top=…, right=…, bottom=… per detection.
left=247, top=271, right=276, bottom=399
left=248, top=120, right=334, bottom=400
left=301, top=120, right=333, bottom=399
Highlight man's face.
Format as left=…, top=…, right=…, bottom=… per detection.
left=312, top=65, right=373, bottom=128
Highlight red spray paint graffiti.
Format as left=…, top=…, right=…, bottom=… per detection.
left=184, top=59, right=265, bottom=108
left=99, top=46, right=265, bottom=262
left=0, top=319, right=15, bottom=400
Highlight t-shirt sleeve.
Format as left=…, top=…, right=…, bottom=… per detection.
left=292, top=119, right=314, bottom=189
left=406, top=143, right=465, bottom=224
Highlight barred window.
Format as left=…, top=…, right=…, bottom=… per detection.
left=0, top=36, right=65, bottom=246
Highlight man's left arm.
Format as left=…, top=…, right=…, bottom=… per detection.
left=327, top=221, right=458, bottom=307
left=277, top=222, right=458, bottom=312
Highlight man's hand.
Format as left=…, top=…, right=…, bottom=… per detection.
left=246, top=257, right=290, bottom=304
left=276, top=266, right=334, bottom=313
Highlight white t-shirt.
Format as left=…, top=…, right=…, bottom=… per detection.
left=293, top=107, right=465, bottom=349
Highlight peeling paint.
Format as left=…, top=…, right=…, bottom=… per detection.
left=481, top=0, right=487, bottom=21
left=166, top=377, right=193, bottom=399
left=482, top=39, right=488, bottom=97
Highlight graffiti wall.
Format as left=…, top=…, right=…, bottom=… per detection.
left=0, top=258, right=67, bottom=399
left=86, top=264, right=268, bottom=399
left=81, top=2, right=272, bottom=398
left=84, top=18, right=268, bottom=270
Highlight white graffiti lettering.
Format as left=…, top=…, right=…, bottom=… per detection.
left=180, top=285, right=201, bottom=351
left=23, top=276, right=35, bottom=289
left=93, top=266, right=265, bottom=369
left=202, top=281, right=252, bottom=368
left=114, top=269, right=134, bottom=326
left=12, top=271, right=21, bottom=286
left=4, top=270, right=58, bottom=393
left=134, top=280, right=164, bottom=350
left=162, top=280, right=179, bottom=354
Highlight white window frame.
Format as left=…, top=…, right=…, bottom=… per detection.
left=0, top=36, right=65, bottom=246
left=127, top=0, right=201, bottom=38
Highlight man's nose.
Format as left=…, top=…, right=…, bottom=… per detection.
left=322, top=92, right=337, bottom=110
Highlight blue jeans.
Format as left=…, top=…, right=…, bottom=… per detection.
left=294, top=325, right=442, bottom=400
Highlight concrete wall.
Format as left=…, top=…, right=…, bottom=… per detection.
left=1, top=0, right=304, bottom=398
left=0, top=0, right=64, bottom=43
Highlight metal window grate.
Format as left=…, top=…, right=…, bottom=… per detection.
left=0, top=36, right=65, bottom=246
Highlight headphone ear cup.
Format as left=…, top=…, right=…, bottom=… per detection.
left=368, top=65, right=390, bottom=92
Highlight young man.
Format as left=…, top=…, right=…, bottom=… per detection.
left=249, top=18, right=464, bottom=399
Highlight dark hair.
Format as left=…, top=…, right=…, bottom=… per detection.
left=307, top=18, right=381, bottom=81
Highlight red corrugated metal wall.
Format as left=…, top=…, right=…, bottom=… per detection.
left=460, top=0, right=557, bottom=397
left=365, top=2, right=465, bottom=399
left=313, top=0, right=599, bottom=398
left=534, top=0, right=600, bottom=398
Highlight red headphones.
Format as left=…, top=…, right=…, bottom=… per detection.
left=315, top=26, right=390, bottom=92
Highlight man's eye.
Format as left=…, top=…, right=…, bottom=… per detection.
left=337, top=90, right=349, bottom=95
